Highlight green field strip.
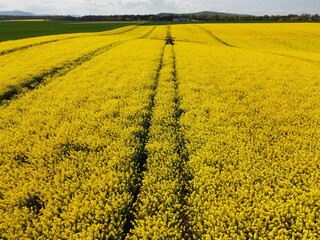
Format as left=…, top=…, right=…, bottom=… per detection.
left=0, top=25, right=139, bottom=57
left=0, top=21, right=137, bottom=42
left=97, top=25, right=139, bottom=36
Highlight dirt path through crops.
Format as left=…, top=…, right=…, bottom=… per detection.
left=123, top=36, right=167, bottom=238
left=169, top=26, right=194, bottom=240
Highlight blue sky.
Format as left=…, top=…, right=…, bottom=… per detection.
left=0, top=0, right=319, bottom=16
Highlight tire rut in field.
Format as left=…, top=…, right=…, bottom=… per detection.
left=261, top=50, right=320, bottom=64
left=123, top=26, right=171, bottom=238
left=0, top=25, right=139, bottom=57
left=124, top=26, right=194, bottom=239
left=97, top=25, right=139, bottom=37
left=0, top=39, right=62, bottom=56
left=196, top=25, right=235, bottom=47
left=139, top=26, right=157, bottom=39
left=0, top=40, right=130, bottom=107
left=195, top=25, right=320, bottom=64
left=123, top=39, right=167, bottom=239
left=170, top=29, right=194, bottom=240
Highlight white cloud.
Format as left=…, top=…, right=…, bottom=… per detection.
left=0, top=0, right=319, bottom=15
left=0, top=3, right=7, bottom=9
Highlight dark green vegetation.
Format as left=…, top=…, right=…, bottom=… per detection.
left=2, top=11, right=319, bottom=24
left=0, top=21, right=136, bottom=42
left=157, top=11, right=251, bottom=17
left=140, top=21, right=318, bottom=26
left=140, top=21, right=192, bottom=25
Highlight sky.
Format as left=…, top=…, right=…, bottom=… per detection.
left=0, top=0, right=319, bottom=16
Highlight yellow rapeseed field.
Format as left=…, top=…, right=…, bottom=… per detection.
left=0, top=23, right=319, bottom=239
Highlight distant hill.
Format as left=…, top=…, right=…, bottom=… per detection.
left=0, top=11, right=36, bottom=16
left=157, top=11, right=252, bottom=17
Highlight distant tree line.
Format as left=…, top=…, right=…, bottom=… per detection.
left=0, top=13, right=319, bottom=22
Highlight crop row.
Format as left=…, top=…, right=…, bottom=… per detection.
left=0, top=38, right=164, bottom=239
left=0, top=26, right=153, bottom=104
left=128, top=44, right=190, bottom=239
left=0, top=25, right=138, bottom=55
left=174, top=31, right=320, bottom=239
left=1, top=23, right=320, bottom=239
left=198, top=23, right=320, bottom=62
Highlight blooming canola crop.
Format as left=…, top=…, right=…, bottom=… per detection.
left=0, top=23, right=320, bottom=239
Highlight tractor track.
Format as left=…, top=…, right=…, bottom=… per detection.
left=170, top=29, right=194, bottom=240
left=123, top=35, right=167, bottom=239
left=0, top=39, right=132, bottom=107
left=139, top=26, right=157, bottom=39
left=196, top=25, right=320, bottom=64
left=0, top=25, right=139, bottom=57
left=96, top=25, right=139, bottom=37
left=196, top=25, right=235, bottom=47
left=260, top=50, right=320, bottom=64
left=0, top=39, right=63, bottom=56
left=124, top=25, right=194, bottom=239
